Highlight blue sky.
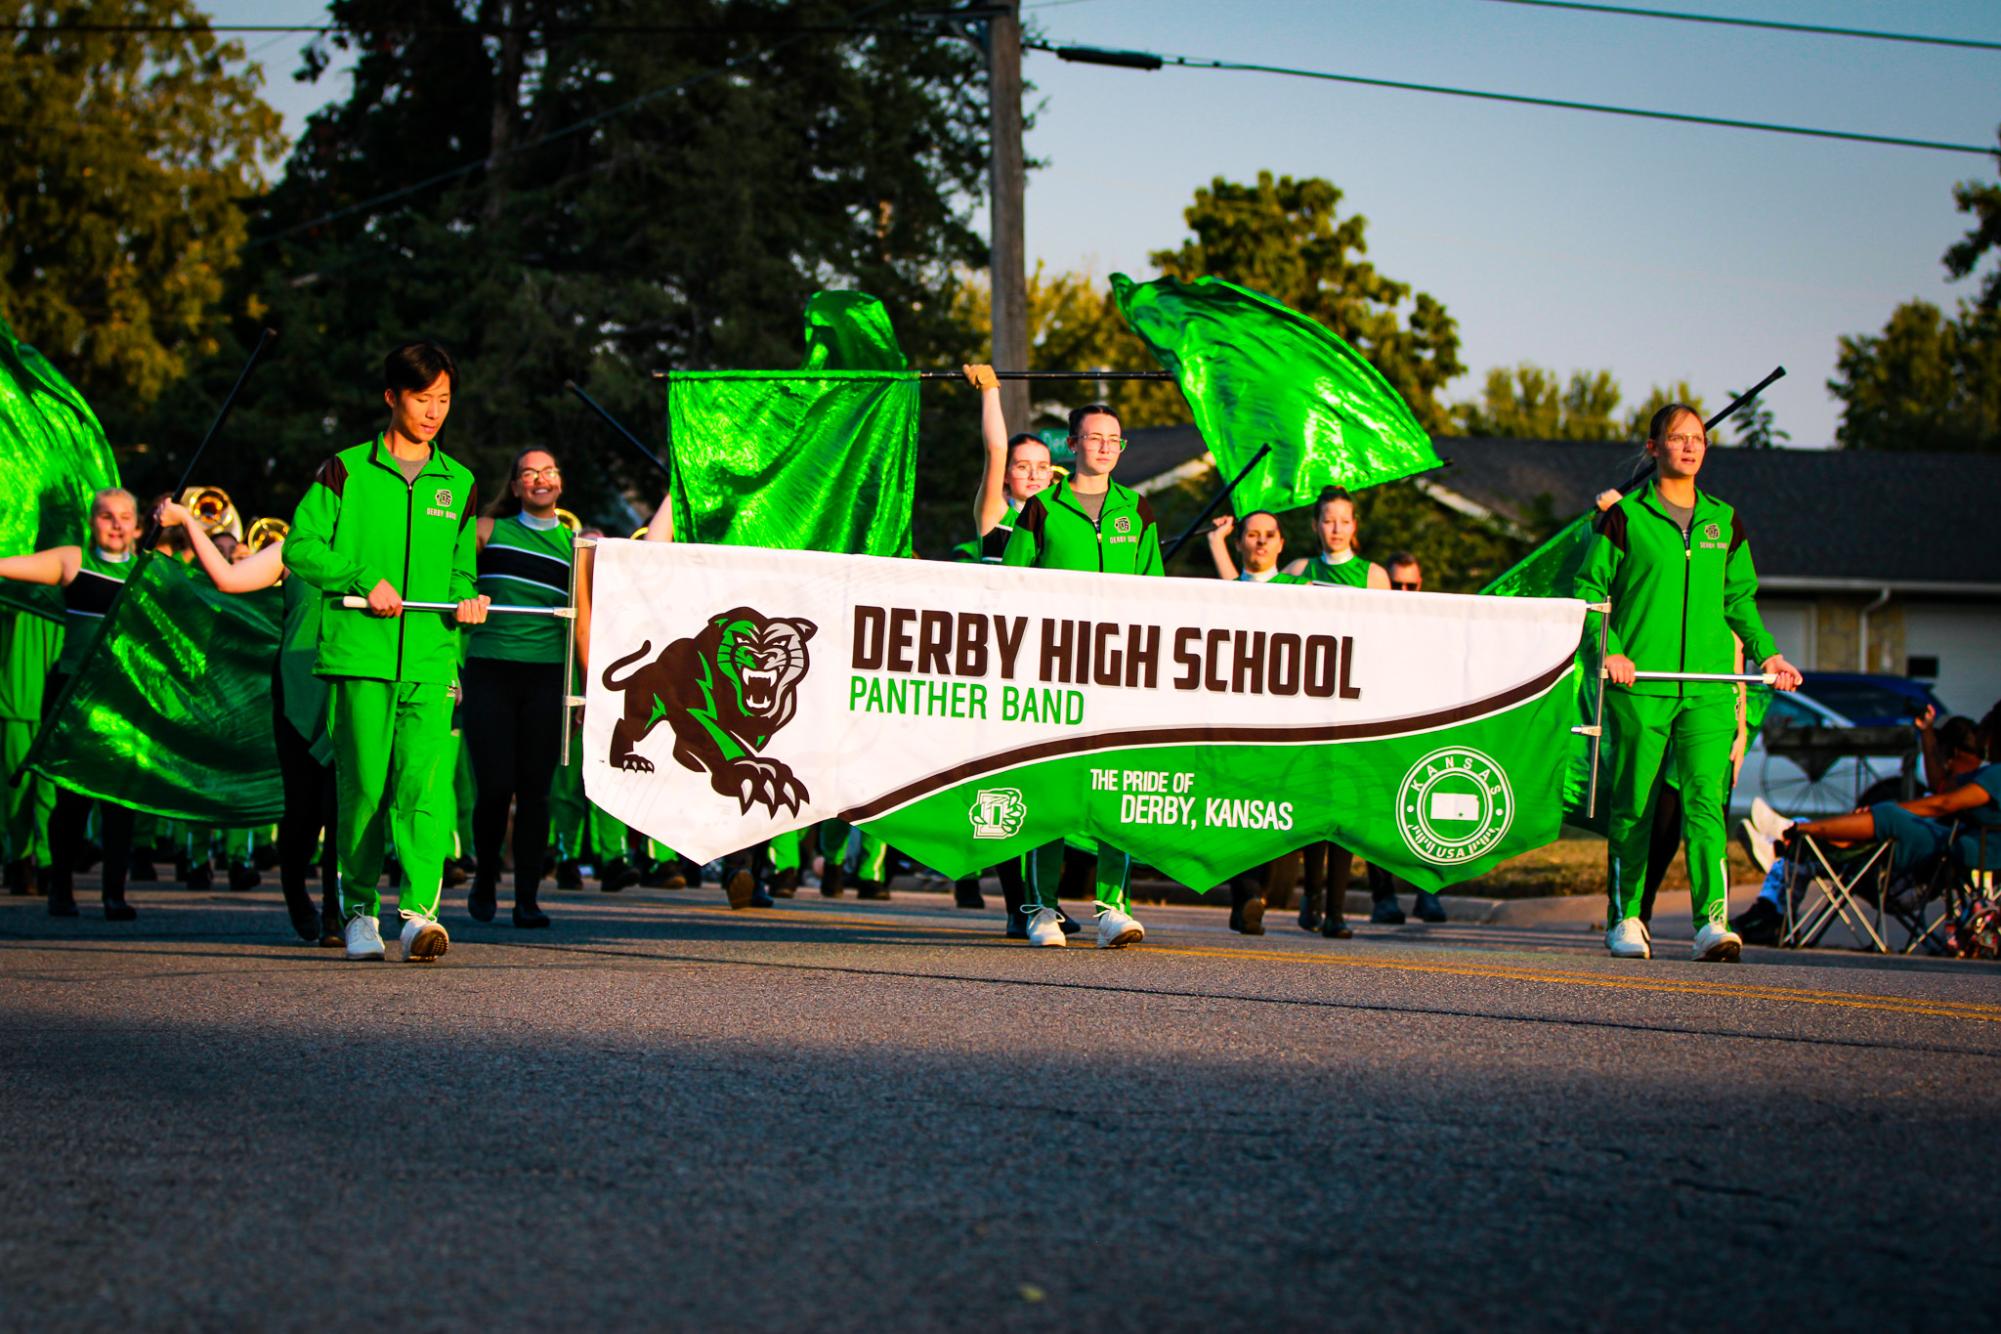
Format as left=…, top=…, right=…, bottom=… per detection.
left=220, top=0, right=1999, bottom=446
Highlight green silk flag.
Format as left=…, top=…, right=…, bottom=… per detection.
left=0, top=311, right=121, bottom=622
left=30, top=552, right=284, bottom=824
left=1109, top=273, right=1442, bottom=512
left=667, top=292, right=919, bottom=556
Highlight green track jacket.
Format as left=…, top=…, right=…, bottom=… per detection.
left=1001, top=477, right=1164, bottom=576
left=284, top=435, right=479, bottom=684
left=1573, top=479, right=1778, bottom=697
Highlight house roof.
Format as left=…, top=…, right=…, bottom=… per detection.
left=1116, top=430, right=2001, bottom=591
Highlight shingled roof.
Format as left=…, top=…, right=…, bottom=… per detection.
left=1117, top=428, right=2001, bottom=591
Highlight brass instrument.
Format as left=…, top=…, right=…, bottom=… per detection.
left=554, top=508, right=581, bottom=534
left=179, top=486, right=243, bottom=541
left=630, top=525, right=648, bottom=540
left=245, top=516, right=290, bottom=552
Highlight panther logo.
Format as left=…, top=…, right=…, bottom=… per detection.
left=600, top=607, right=818, bottom=816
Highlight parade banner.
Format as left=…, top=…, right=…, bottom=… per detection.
left=583, top=540, right=1588, bottom=891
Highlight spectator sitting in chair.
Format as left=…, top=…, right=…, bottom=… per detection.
left=1734, top=707, right=1994, bottom=944
left=1761, top=704, right=2001, bottom=935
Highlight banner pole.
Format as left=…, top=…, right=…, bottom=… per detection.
left=1161, top=442, right=1274, bottom=564
left=565, top=379, right=673, bottom=482
left=559, top=535, right=591, bottom=769
left=1586, top=600, right=1610, bottom=820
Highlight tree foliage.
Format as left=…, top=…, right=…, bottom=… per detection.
left=1451, top=363, right=1623, bottom=440
left=0, top=0, right=283, bottom=410
left=1944, top=124, right=2001, bottom=314
left=1829, top=299, right=2001, bottom=452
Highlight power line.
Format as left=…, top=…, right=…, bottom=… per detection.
left=1038, top=42, right=1996, bottom=157
left=1477, top=0, right=2001, bottom=53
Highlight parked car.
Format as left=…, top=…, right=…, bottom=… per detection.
left=1730, top=689, right=1910, bottom=820
left=1798, top=672, right=1951, bottom=727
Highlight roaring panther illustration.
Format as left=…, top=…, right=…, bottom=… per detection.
left=600, top=607, right=818, bottom=816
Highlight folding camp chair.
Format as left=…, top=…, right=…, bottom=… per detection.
left=1781, top=831, right=1892, bottom=953
left=1897, top=822, right=1995, bottom=957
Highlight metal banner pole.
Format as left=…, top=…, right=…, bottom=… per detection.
left=337, top=597, right=572, bottom=617
left=560, top=535, right=595, bottom=768
left=1584, top=601, right=1610, bottom=820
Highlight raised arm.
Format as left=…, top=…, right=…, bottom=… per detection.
left=160, top=500, right=284, bottom=593
left=966, top=364, right=1011, bottom=535
left=0, top=547, right=78, bottom=586
left=1206, top=515, right=1239, bottom=581
left=644, top=494, right=674, bottom=542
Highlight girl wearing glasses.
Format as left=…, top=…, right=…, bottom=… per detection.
left=462, top=448, right=577, bottom=929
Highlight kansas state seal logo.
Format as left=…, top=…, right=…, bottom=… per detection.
left=1394, top=747, right=1513, bottom=866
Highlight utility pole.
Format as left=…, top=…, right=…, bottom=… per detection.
left=986, top=1, right=1029, bottom=428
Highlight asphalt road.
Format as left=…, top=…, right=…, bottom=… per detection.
left=3, top=881, right=1996, bottom=1331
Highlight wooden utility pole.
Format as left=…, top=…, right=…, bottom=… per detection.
left=986, top=2, right=1029, bottom=428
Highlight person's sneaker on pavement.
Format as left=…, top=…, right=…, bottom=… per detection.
left=1025, top=906, right=1067, bottom=947
left=1730, top=896, right=1783, bottom=946
left=1692, top=920, right=1742, bottom=962
left=725, top=867, right=757, bottom=910
left=1370, top=898, right=1406, bottom=925
left=399, top=915, right=449, bottom=963
left=344, top=915, right=386, bottom=961
left=1606, top=916, right=1651, bottom=959
left=1095, top=906, right=1144, bottom=949
left=1412, top=890, right=1448, bottom=923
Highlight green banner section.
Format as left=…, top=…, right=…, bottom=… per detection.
left=31, top=552, right=283, bottom=824
left=0, top=311, right=121, bottom=622
left=667, top=370, right=919, bottom=557
left=859, top=687, right=1574, bottom=891
left=1110, top=273, right=1442, bottom=512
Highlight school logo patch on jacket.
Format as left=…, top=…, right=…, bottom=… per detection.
left=435, top=488, right=454, bottom=509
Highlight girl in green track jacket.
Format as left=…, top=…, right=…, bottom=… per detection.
left=1573, top=403, right=1801, bottom=963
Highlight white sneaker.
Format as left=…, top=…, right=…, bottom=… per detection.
left=1750, top=797, right=1790, bottom=841
left=1095, top=907, right=1144, bottom=949
left=1692, top=921, right=1742, bottom=963
left=1605, top=916, right=1651, bottom=959
left=400, top=915, right=450, bottom=963
left=1737, top=818, right=1777, bottom=874
left=1025, top=907, right=1067, bottom=947
left=343, top=915, right=386, bottom=961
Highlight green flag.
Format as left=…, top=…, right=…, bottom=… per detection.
left=800, top=291, right=908, bottom=372
left=30, top=552, right=283, bottom=824
left=1109, top=273, right=1442, bottom=512
left=0, top=311, right=122, bottom=621
left=667, top=293, right=918, bottom=556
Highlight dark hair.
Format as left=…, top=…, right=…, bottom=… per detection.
left=488, top=445, right=560, bottom=518
left=1386, top=551, right=1420, bottom=571
left=1067, top=402, right=1120, bottom=437
left=1006, top=432, right=1049, bottom=465
left=384, top=340, right=458, bottom=396
left=1646, top=402, right=1702, bottom=444
left=1314, top=485, right=1355, bottom=520
left=1937, top=715, right=1980, bottom=759
left=1238, top=509, right=1280, bottom=532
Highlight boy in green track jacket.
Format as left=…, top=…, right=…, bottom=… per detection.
left=1003, top=403, right=1163, bottom=949
left=284, top=341, right=488, bottom=963
left=1574, top=403, right=1800, bottom=963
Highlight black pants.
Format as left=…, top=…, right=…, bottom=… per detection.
left=462, top=657, right=564, bottom=890
left=1302, top=841, right=1353, bottom=920
left=44, top=672, right=133, bottom=901
left=273, top=679, right=337, bottom=920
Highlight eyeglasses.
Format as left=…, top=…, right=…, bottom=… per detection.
left=1073, top=433, right=1126, bottom=450
left=517, top=466, right=562, bottom=482
left=1663, top=432, right=1705, bottom=448
left=1008, top=463, right=1052, bottom=478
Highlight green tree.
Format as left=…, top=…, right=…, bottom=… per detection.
left=1829, top=299, right=2001, bottom=452
left=1452, top=363, right=1623, bottom=440
left=0, top=0, right=283, bottom=409
left=1944, top=124, right=2001, bottom=313
left=119, top=0, right=994, bottom=542
left=1624, top=382, right=1711, bottom=442
left=1725, top=392, right=1789, bottom=449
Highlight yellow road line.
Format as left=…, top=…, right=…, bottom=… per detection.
left=659, top=901, right=2001, bottom=1025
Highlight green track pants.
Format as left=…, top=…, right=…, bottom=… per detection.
left=329, top=678, right=454, bottom=922
left=1604, top=690, right=1736, bottom=930
left=1026, top=839, right=1129, bottom=916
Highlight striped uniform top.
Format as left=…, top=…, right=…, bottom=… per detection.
left=469, top=513, right=572, bottom=663
left=57, top=547, right=133, bottom=675
left=1306, top=552, right=1371, bottom=589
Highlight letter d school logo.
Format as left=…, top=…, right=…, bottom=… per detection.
left=1395, top=746, right=1513, bottom=866
left=970, top=788, right=1027, bottom=840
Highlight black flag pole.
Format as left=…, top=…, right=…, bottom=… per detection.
left=17, top=327, right=279, bottom=786
left=647, top=369, right=1173, bottom=382
left=1160, top=442, right=1274, bottom=564
left=565, top=379, right=674, bottom=481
